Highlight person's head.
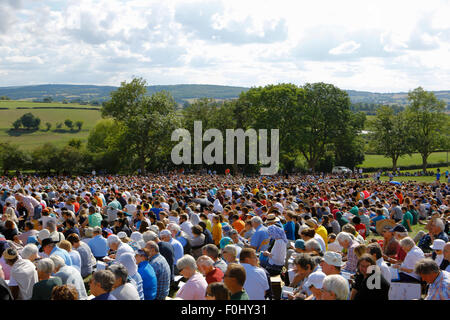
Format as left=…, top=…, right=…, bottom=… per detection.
left=36, top=258, right=55, bottom=281
left=321, top=274, right=350, bottom=300
left=58, top=240, right=72, bottom=253
left=300, top=228, right=315, bottom=241
left=176, top=254, right=198, bottom=279
left=250, top=216, right=263, bottom=229
left=142, top=231, right=158, bottom=243
left=367, top=243, right=383, bottom=261
left=159, top=229, right=172, bottom=242
left=239, top=247, right=258, bottom=266
left=107, top=263, right=129, bottom=289
left=382, top=225, right=394, bottom=239
left=20, top=243, right=39, bottom=261
left=320, top=251, right=343, bottom=275
left=66, top=233, right=81, bottom=249
left=196, top=255, right=215, bottom=275
left=107, top=234, right=121, bottom=251
left=90, top=270, right=116, bottom=296
left=135, top=248, right=150, bottom=264
left=336, top=232, right=353, bottom=248
left=430, top=218, right=445, bottom=235
left=40, top=238, right=57, bottom=256
left=414, top=258, right=441, bottom=284
left=399, top=237, right=416, bottom=253
left=202, top=244, right=220, bottom=262
left=342, top=224, right=357, bottom=236
left=24, top=221, right=34, bottom=231
left=293, top=253, right=316, bottom=279
left=93, top=226, right=102, bottom=236
left=192, top=225, right=203, bottom=237
left=304, top=239, right=323, bottom=256
left=357, top=254, right=376, bottom=277
left=49, top=254, right=66, bottom=273
left=51, top=285, right=79, bottom=300
left=354, top=244, right=367, bottom=259
left=303, top=271, right=326, bottom=299
left=144, top=240, right=159, bottom=258
left=205, top=282, right=231, bottom=300
left=223, top=263, right=246, bottom=294
left=167, top=223, right=181, bottom=238
left=222, top=245, right=238, bottom=264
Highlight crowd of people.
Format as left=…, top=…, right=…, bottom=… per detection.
left=0, top=172, right=449, bottom=300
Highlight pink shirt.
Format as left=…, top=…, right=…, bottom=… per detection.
left=175, top=272, right=207, bottom=300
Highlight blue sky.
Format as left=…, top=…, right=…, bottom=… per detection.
left=0, top=0, right=449, bottom=92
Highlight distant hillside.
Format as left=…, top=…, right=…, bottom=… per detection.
left=0, top=84, right=449, bottom=108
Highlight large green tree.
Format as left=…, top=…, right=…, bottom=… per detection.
left=405, top=87, right=448, bottom=171
left=369, top=106, right=412, bottom=171
left=101, top=77, right=180, bottom=173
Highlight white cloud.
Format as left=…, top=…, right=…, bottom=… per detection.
left=0, top=0, right=448, bottom=91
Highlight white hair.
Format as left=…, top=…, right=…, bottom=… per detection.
left=36, top=258, right=55, bottom=274
left=322, top=274, right=350, bottom=300
left=222, top=244, right=237, bottom=257
left=167, top=223, right=180, bottom=232
left=305, top=239, right=322, bottom=253
left=20, top=244, right=38, bottom=260
left=196, top=255, right=214, bottom=267
left=107, top=234, right=121, bottom=246
left=176, top=254, right=197, bottom=271
left=251, top=216, right=263, bottom=225
left=142, top=231, right=158, bottom=243
left=50, top=254, right=66, bottom=270
left=399, top=237, right=416, bottom=250
left=336, top=232, right=353, bottom=245
left=433, top=218, right=445, bottom=232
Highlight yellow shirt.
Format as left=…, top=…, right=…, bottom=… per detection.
left=315, top=225, right=329, bottom=250
left=212, top=223, right=223, bottom=246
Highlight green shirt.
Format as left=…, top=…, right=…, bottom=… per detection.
left=401, top=211, right=413, bottom=232
left=88, top=212, right=103, bottom=228
left=31, top=277, right=62, bottom=300
left=230, top=290, right=250, bottom=300
left=350, top=206, right=359, bottom=216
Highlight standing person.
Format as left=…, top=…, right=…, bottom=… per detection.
left=212, top=215, right=223, bottom=246
left=145, top=241, right=171, bottom=300
left=223, top=263, right=249, bottom=300
left=175, top=255, right=208, bottom=300
left=31, top=258, right=62, bottom=300
left=2, top=247, right=38, bottom=300
left=239, top=248, right=270, bottom=300
left=414, top=258, right=450, bottom=300
left=90, top=270, right=117, bottom=300
left=350, top=254, right=390, bottom=300
left=135, top=248, right=157, bottom=300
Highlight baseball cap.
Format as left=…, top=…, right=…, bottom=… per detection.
left=303, top=271, right=326, bottom=289
left=39, top=238, right=57, bottom=252
left=220, top=237, right=233, bottom=249
left=2, top=247, right=18, bottom=260
left=323, top=251, right=345, bottom=267
left=295, top=239, right=305, bottom=249
left=430, top=239, right=445, bottom=251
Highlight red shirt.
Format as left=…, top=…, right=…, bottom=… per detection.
left=355, top=223, right=367, bottom=239
left=205, top=267, right=224, bottom=284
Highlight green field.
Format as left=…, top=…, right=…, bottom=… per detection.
left=359, top=152, right=449, bottom=168
left=0, top=100, right=99, bottom=109
left=0, top=101, right=102, bottom=150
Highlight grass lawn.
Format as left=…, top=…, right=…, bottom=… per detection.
left=0, top=100, right=98, bottom=109
left=359, top=152, right=449, bottom=168
left=0, top=106, right=102, bottom=150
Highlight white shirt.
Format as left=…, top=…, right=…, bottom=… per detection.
left=327, top=241, right=343, bottom=253
left=116, top=242, right=135, bottom=261
left=241, top=263, right=269, bottom=300
left=180, top=221, right=194, bottom=239
left=10, top=257, right=38, bottom=300
left=55, top=265, right=88, bottom=299
left=401, top=246, right=425, bottom=280
left=268, top=239, right=287, bottom=266
left=314, top=234, right=326, bottom=253
left=376, top=257, right=392, bottom=284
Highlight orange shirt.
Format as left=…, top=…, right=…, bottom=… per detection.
left=232, top=219, right=245, bottom=234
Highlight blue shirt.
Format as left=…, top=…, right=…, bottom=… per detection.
left=92, top=292, right=117, bottom=300
left=169, top=238, right=184, bottom=265
left=250, top=224, right=270, bottom=252
left=283, top=221, right=296, bottom=241
left=88, top=235, right=108, bottom=258
left=371, top=215, right=386, bottom=226
left=150, top=207, right=164, bottom=221
left=50, top=246, right=72, bottom=266
left=149, top=253, right=171, bottom=300
left=137, top=261, right=157, bottom=300
left=130, top=272, right=144, bottom=300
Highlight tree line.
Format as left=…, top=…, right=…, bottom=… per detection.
left=11, top=113, right=83, bottom=132
left=0, top=78, right=448, bottom=175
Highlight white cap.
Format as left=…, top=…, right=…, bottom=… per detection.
left=323, top=251, right=345, bottom=267
left=117, top=231, right=127, bottom=239
left=303, top=271, right=326, bottom=289
left=38, top=229, right=51, bottom=241
left=430, top=239, right=445, bottom=251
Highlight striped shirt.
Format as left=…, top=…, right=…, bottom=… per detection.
left=425, top=270, right=450, bottom=300
left=149, top=253, right=171, bottom=300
